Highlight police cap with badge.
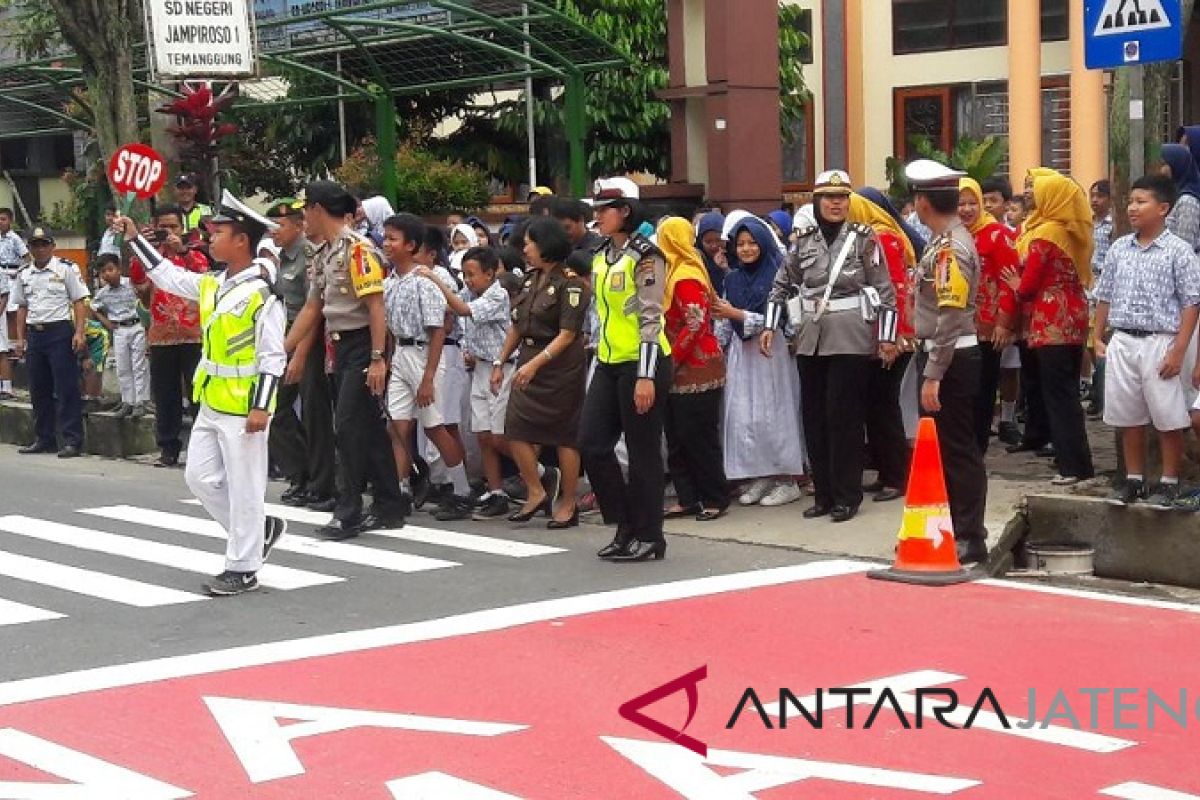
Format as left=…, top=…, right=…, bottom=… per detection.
left=209, top=190, right=281, bottom=283
left=904, top=159, right=966, bottom=194
left=265, top=197, right=304, bottom=221
left=26, top=227, right=54, bottom=246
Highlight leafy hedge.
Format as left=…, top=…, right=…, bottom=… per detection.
left=335, top=140, right=490, bottom=214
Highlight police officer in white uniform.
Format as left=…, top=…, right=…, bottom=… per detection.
left=11, top=227, right=89, bottom=458
left=118, top=192, right=287, bottom=596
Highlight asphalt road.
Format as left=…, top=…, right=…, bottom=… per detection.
left=0, top=446, right=811, bottom=682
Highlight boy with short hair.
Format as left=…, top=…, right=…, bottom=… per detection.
left=417, top=246, right=514, bottom=519
left=1094, top=174, right=1200, bottom=508
left=980, top=177, right=1013, bottom=227
left=90, top=253, right=149, bottom=418
left=382, top=214, right=472, bottom=514
left=0, top=207, right=28, bottom=400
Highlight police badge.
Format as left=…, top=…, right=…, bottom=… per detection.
left=567, top=287, right=582, bottom=308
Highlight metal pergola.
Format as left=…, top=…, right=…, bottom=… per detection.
left=0, top=0, right=629, bottom=198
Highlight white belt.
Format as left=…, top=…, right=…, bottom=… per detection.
left=199, top=359, right=257, bottom=378
left=923, top=334, right=978, bottom=352
left=801, top=296, right=860, bottom=314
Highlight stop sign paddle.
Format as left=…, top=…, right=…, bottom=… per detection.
left=108, top=143, right=168, bottom=206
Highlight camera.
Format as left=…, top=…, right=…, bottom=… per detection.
left=152, top=229, right=169, bottom=243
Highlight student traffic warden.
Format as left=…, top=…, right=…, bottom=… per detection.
left=118, top=192, right=287, bottom=596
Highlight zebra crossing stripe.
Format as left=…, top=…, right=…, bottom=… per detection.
left=0, top=515, right=342, bottom=591
left=80, top=506, right=460, bottom=574
left=0, top=551, right=205, bottom=607
left=0, top=598, right=64, bottom=627
left=255, top=502, right=568, bottom=559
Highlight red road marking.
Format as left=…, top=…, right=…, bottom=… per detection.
left=0, top=571, right=1198, bottom=798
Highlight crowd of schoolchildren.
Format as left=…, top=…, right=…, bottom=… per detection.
left=9, top=131, right=1200, bottom=520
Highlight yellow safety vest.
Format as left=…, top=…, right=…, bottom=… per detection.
left=592, top=241, right=671, bottom=365
left=193, top=274, right=274, bottom=416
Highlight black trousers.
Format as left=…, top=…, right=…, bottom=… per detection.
left=917, top=347, right=987, bottom=544
left=331, top=328, right=405, bottom=524
left=580, top=356, right=672, bottom=543
left=664, top=386, right=728, bottom=511
left=973, top=342, right=1004, bottom=454
left=1018, top=341, right=1050, bottom=448
left=798, top=354, right=873, bottom=510
left=268, top=335, right=336, bottom=496
left=865, top=352, right=912, bottom=491
left=26, top=321, right=83, bottom=448
left=150, top=342, right=201, bottom=459
left=1034, top=344, right=1095, bottom=479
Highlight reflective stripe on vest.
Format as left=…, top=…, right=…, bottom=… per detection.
left=591, top=248, right=670, bottom=365
left=192, top=274, right=273, bottom=416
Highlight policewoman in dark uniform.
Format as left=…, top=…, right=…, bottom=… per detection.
left=763, top=170, right=898, bottom=523
left=11, top=227, right=89, bottom=458
left=906, top=159, right=989, bottom=565
left=582, top=177, right=673, bottom=562
left=284, top=180, right=408, bottom=539
left=495, top=217, right=591, bottom=527
left=268, top=198, right=336, bottom=509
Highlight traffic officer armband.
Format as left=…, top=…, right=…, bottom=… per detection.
left=251, top=373, right=279, bottom=412
left=877, top=306, right=899, bottom=343
left=935, top=248, right=970, bottom=310
left=637, top=341, right=660, bottom=380
left=764, top=301, right=785, bottom=330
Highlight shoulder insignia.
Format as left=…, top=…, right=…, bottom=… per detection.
left=849, top=222, right=873, bottom=236
left=795, top=224, right=818, bottom=238
left=563, top=268, right=578, bottom=279
left=628, top=233, right=662, bottom=260
left=566, top=285, right=583, bottom=308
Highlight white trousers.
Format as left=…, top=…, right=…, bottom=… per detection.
left=112, top=325, right=149, bottom=404
left=185, top=405, right=269, bottom=573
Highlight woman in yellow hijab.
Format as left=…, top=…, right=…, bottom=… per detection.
left=656, top=216, right=729, bottom=521
left=1002, top=168, right=1095, bottom=485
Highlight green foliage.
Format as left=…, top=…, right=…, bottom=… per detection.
left=0, top=0, right=61, bottom=59
left=37, top=165, right=111, bottom=245
left=885, top=134, right=1009, bottom=198
left=334, top=140, right=490, bottom=215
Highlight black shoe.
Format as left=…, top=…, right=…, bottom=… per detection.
left=956, top=538, right=988, bottom=565
left=502, top=475, right=528, bottom=502
left=609, top=539, right=667, bottom=562
left=434, top=495, right=475, bottom=522
left=315, top=519, right=365, bottom=541
left=1106, top=479, right=1145, bottom=507
left=204, top=570, right=259, bottom=596
left=1085, top=401, right=1102, bottom=419
left=1005, top=441, right=1043, bottom=454
left=1035, top=444, right=1056, bottom=458
left=547, top=508, right=579, bottom=530
left=830, top=505, right=858, bottom=523
left=306, top=496, right=337, bottom=512
left=280, top=484, right=308, bottom=504
left=360, top=511, right=405, bottom=530
left=597, top=526, right=634, bottom=559
left=473, top=493, right=512, bottom=519
left=873, top=487, right=904, bottom=503
left=540, top=467, right=562, bottom=508
left=411, top=457, right=432, bottom=509
left=1142, top=483, right=1180, bottom=510
left=996, top=421, right=1021, bottom=446
left=803, top=504, right=831, bottom=519
left=263, top=516, right=287, bottom=560
left=57, top=445, right=82, bottom=459
left=155, top=453, right=180, bottom=468
left=18, top=441, right=56, bottom=454
left=508, top=494, right=551, bottom=523
left=423, top=483, right=454, bottom=512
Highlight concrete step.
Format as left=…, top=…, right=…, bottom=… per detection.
left=0, top=400, right=158, bottom=457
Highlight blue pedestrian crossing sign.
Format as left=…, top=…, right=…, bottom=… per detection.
left=1085, top=0, right=1182, bottom=68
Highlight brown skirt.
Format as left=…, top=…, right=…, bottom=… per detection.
left=504, top=341, right=588, bottom=448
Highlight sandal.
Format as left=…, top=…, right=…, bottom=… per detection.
left=696, top=507, right=729, bottom=522
left=663, top=505, right=699, bottom=519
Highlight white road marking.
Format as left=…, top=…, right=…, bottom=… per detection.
left=253, top=501, right=566, bottom=558
left=0, top=515, right=341, bottom=591
left=0, top=560, right=872, bottom=706
left=1101, top=783, right=1200, bottom=800
left=0, top=598, right=63, bottom=627
left=386, top=772, right=524, bottom=799
left=80, top=505, right=459, bottom=574
left=0, top=551, right=205, bottom=608
left=979, top=578, right=1200, bottom=615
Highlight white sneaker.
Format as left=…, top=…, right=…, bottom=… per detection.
left=738, top=477, right=775, bottom=506
left=1050, top=474, right=1081, bottom=487
left=760, top=481, right=802, bottom=507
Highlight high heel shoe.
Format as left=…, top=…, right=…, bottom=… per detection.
left=609, top=539, right=667, bottom=562
left=597, top=526, right=633, bottom=559
left=547, top=508, right=579, bottom=530
left=508, top=494, right=550, bottom=523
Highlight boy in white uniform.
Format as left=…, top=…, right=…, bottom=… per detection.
left=1094, top=174, right=1200, bottom=510
left=117, top=191, right=288, bottom=596
left=90, top=253, right=150, bottom=418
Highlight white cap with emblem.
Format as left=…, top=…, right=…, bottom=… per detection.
left=904, top=159, right=966, bottom=192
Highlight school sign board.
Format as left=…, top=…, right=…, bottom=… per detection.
left=145, top=0, right=258, bottom=78
left=1085, top=0, right=1182, bottom=68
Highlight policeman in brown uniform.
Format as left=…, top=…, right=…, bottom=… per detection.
left=762, top=170, right=899, bottom=523
left=285, top=181, right=408, bottom=539
left=907, top=159, right=988, bottom=565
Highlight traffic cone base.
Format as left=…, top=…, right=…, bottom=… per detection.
left=867, top=417, right=978, bottom=586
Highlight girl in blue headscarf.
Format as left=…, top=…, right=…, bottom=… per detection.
left=857, top=186, right=927, bottom=260
left=711, top=215, right=807, bottom=507
left=1161, top=143, right=1200, bottom=252
left=695, top=211, right=727, bottom=294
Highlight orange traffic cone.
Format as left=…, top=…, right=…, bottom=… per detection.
left=868, top=417, right=976, bottom=585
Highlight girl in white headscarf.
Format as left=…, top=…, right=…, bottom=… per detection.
left=358, top=195, right=395, bottom=246
left=448, top=222, right=480, bottom=276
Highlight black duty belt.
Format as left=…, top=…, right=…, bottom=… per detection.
left=1115, top=328, right=1163, bottom=339
left=115, top=318, right=141, bottom=327
left=522, top=337, right=553, bottom=348
left=329, top=327, right=370, bottom=343
left=396, top=337, right=426, bottom=347
left=444, top=338, right=459, bottom=347
left=29, top=320, right=72, bottom=332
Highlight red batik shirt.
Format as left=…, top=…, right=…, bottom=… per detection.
left=972, top=222, right=1020, bottom=338
left=1015, top=239, right=1089, bottom=348
left=876, top=230, right=915, bottom=340
left=665, top=278, right=726, bottom=393
left=130, top=249, right=209, bottom=346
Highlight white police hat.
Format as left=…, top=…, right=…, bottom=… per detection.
left=905, top=159, right=966, bottom=192
left=813, top=170, right=853, bottom=195
left=209, top=189, right=279, bottom=234
left=591, top=177, right=641, bottom=206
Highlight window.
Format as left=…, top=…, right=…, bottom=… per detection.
left=782, top=99, right=815, bottom=190
left=894, top=87, right=953, bottom=162
left=893, top=0, right=1070, bottom=54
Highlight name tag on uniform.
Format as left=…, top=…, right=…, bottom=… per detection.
left=609, top=271, right=625, bottom=292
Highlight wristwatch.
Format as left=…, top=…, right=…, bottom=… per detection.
left=491, top=359, right=504, bottom=368
left=370, top=349, right=385, bottom=361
